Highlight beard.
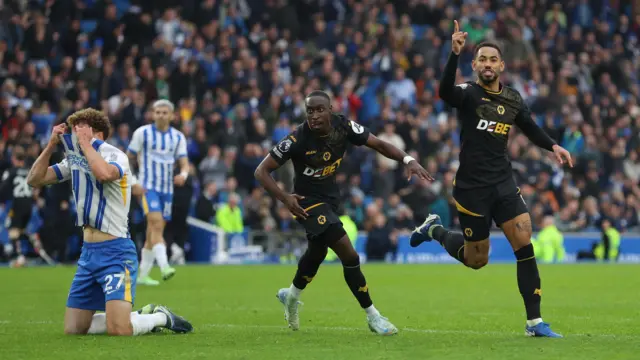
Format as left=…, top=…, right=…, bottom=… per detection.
left=477, top=70, right=499, bottom=85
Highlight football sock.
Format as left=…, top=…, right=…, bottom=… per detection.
left=152, top=243, right=170, bottom=271
left=364, top=305, right=380, bottom=317
left=515, top=244, right=542, bottom=320
left=131, top=312, right=168, bottom=336
left=87, top=313, right=107, bottom=334
left=139, top=248, right=154, bottom=278
left=291, top=244, right=327, bottom=295
left=432, top=226, right=466, bottom=265
left=87, top=312, right=167, bottom=335
left=342, top=258, right=373, bottom=309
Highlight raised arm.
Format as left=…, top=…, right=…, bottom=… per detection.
left=439, top=20, right=469, bottom=107
left=27, top=124, right=68, bottom=188
left=75, top=126, right=125, bottom=182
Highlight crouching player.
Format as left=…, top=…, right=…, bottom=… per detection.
left=27, top=109, right=193, bottom=336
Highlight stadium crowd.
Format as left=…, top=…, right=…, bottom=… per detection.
left=1, top=0, right=640, bottom=259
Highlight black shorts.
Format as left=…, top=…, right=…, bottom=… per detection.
left=453, top=177, right=528, bottom=242
left=295, top=200, right=344, bottom=245
left=5, top=204, right=32, bottom=230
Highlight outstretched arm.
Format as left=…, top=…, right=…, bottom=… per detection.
left=365, top=134, right=434, bottom=181
left=254, top=155, right=308, bottom=219
left=515, top=105, right=573, bottom=167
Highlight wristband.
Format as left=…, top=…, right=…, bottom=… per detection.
left=403, top=156, right=415, bottom=165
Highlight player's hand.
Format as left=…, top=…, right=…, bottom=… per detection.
left=284, top=194, right=308, bottom=220
left=404, top=160, right=435, bottom=182
left=551, top=144, right=574, bottom=168
left=74, top=125, right=93, bottom=147
left=131, top=184, right=144, bottom=197
left=173, top=174, right=186, bottom=186
left=48, top=123, right=66, bottom=147
left=451, top=20, right=467, bottom=55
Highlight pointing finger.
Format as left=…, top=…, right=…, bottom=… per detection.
left=454, top=20, right=459, bottom=33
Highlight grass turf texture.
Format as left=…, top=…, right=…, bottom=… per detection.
left=0, top=264, right=638, bottom=360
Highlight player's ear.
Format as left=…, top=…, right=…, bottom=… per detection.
left=329, top=104, right=333, bottom=112
left=471, top=59, right=476, bottom=71
left=499, top=60, right=505, bottom=72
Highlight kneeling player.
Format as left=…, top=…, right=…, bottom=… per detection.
left=27, top=109, right=193, bottom=336
left=255, top=91, right=433, bottom=335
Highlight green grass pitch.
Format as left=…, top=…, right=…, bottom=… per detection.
left=1, top=264, right=639, bottom=359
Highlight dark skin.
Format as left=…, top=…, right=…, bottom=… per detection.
left=451, top=19, right=573, bottom=168
left=254, top=95, right=434, bottom=221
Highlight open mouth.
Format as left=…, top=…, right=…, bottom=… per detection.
left=482, top=70, right=494, bottom=77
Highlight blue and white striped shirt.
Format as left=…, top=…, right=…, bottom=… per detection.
left=127, top=124, right=187, bottom=194
left=52, top=134, right=132, bottom=238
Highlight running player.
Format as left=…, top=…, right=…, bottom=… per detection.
left=127, top=100, right=189, bottom=286
left=0, top=147, right=34, bottom=266
left=255, top=90, right=433, bottom=335
left=410, top=21, right=572, bottom=338
left=27, top=109, right=192, bottom=335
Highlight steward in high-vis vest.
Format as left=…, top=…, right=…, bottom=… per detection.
left=594, top=218, right=620, bottom=262
left=532, top=216, right=565, bottom=263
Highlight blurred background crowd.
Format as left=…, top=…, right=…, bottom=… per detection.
left=1, top=0, right=639, bottom=261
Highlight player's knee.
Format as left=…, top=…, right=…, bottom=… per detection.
left=64, top=325, right=88, bottom=335
left=340, top=252, right=360, bottom=267
left=106, top=322, right=133, bottom=336
left=467, top=255, right=489, bottom=270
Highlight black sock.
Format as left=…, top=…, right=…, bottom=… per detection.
left=342, top=258, right=373, bottom=309
left=515, top=243, right=542, bottom=320
left=432, top=226, right=466, bottom=265
left=292, top=245, right=326, bottom=290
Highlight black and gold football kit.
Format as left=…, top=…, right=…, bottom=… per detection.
left=441, top=53, right=556, bottom=241
left=0, top=167, right=34, bottom=229
left=269, top=114, right=369, bottom=241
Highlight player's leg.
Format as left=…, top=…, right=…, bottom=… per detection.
left=64, top=308, right=95, bottom=334
left=329, top=228, right=397, bottom=335
left=414, top=185, right=494, bottom=268
left=495, top=186, right=561, bottom=338
left=65, top=250, right=102, bottom=334
left=138, top=192, right=160, bottom=285
left=276, top=238, right=327, bottom=330
left=411, top=206, right=491, bottom=269
left=149, top=192, right=175, bottom=280
left=7, top=228, right=26, bottom=267
left=99, top=239, right=192, bottom=335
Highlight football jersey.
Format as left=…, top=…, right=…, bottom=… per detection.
left=127, top=124, right=187, bottom=194
left=269, top=114, right=370, bottom=207
left=53, top=134, right=132, bottom=238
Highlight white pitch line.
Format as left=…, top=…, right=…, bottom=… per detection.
left=201, top=323, right=638, bottom=339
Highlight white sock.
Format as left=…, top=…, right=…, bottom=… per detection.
left=131, top=312, right=168, bottom=336
left=139, top=249, right=154, bottom=278
left=87, top=313, right=107, bottom=334
left=365, top=305, right=380, bottom=317
left=152, top=243, right=170, bottom=271
left=171, top=243, right=184, bottom=255
left=526, top=318, right=543, bottom=327
left=87, top=312, right=166, bottom=335
left=289, top=284, right=303, bottom=299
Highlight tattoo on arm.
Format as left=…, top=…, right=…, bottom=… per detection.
left=515, top=220, right=532, bottom=233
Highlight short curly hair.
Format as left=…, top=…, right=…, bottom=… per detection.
left=66, top=108, right=112, bottom=139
